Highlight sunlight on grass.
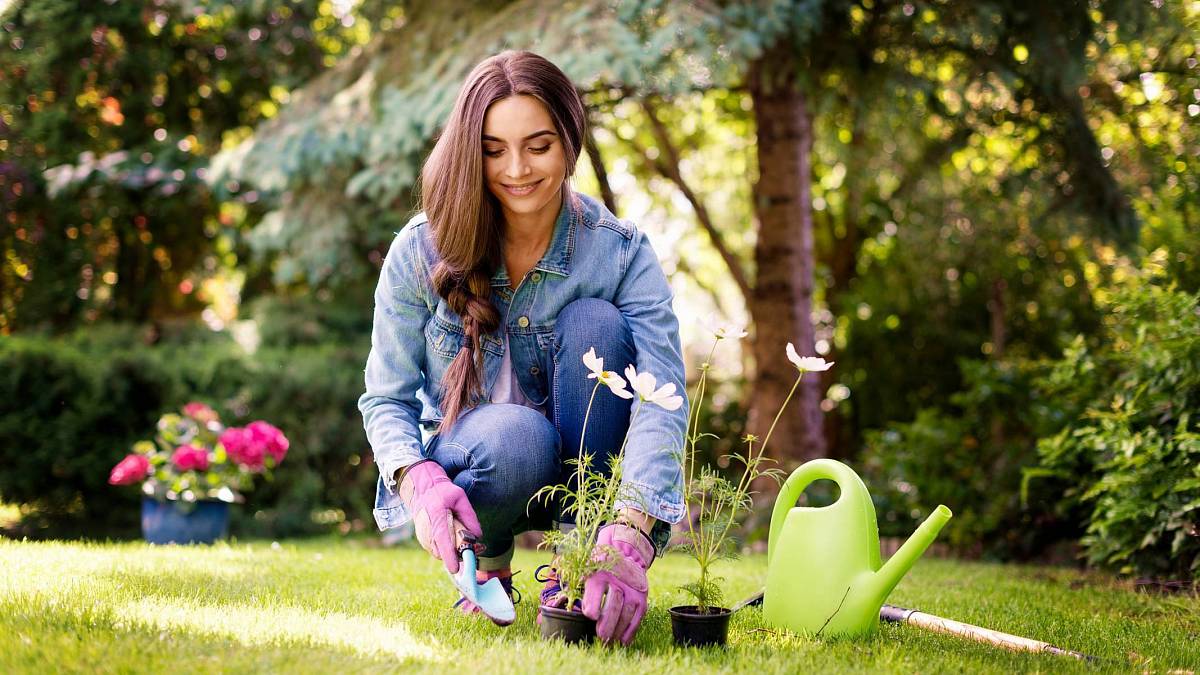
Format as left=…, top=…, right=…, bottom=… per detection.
left=1, top=539, right=1197, bottom=673
left=114, top=597, right=441, bottom=663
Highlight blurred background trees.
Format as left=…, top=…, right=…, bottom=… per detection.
left=2, top=0, right=1196, bottom=578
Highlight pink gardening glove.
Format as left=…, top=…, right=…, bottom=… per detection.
left=581, top=522, right=655, bottom=645
left=398, top=460, right=482, bottom=574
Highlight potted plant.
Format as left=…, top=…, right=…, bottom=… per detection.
left=530, top=348, right=681, bottom=644
left=107, top=402, right=289, bottom=544
left=670, top=319, right=832, bottom=646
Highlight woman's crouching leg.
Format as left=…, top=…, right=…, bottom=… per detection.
left=427, top=403, right=560, bottom=570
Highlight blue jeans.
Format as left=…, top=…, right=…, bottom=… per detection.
left=425, top=298, right=636, bottom=570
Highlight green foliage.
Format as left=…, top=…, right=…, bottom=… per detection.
left=0, top=337, right=169, bottom=535
left=243, top=290, right=374, bottom=349
left=0, top=0, right=385, bottom=329
left=1027, top=273, right=1200, bottom=579
left=0, top=330, right=373, bottom=539
left=860, top=359, right=1071, bottom=559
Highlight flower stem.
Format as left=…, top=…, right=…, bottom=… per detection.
left=717, top=371, right=805, bottom=548
left=577, top=381, right=602, bottom=514
left=757, top=370, right=805, bottom=462
left=683, top=340, right=719, bottom=570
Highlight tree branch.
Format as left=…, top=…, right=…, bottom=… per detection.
left=583, top=112, right=618, bottom=216
left=634, top=97, right=754, bottom=306
left=674, top=254, right=728, bottom=317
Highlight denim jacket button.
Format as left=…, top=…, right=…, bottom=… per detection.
left=517, top=316, right=530, bottom=328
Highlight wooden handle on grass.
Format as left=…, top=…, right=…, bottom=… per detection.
left=882, top=604, right=1096, bottom=661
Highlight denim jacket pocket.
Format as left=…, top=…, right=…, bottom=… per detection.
left=426, top=315, right=462, bottom=359
left=428, top=313, right=503, bottom=358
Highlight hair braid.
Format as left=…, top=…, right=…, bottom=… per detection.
left=432, top=262, right=500, bottom=431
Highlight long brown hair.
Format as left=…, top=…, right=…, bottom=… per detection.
left=420, top=50, right=586, bottom=433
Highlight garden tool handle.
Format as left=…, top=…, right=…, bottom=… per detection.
left=452, top=518, right=480, bottom=554
left=768, top=459, right=872, bottom=564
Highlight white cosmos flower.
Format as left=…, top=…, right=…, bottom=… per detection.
left=623, top=364, right=684, bottom=411
left=583, top=347, right=633, bottom=399
left=786, top=343, right=834, bottom=372
left=702, top=312, right=748, bottom=340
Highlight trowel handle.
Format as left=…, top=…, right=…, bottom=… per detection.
left=768, top=459, right=874, bottom=564
left=452, top=518, right=482, bottom=554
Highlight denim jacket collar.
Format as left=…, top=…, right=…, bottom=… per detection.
left=490, top=191, right=580, bottom=288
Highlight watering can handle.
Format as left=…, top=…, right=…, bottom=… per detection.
left=767, top=459, right=871, bottom=564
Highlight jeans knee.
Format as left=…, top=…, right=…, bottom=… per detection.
left=557, top=298, right=631, bottom=351
left=464, top=405, right=559, bottom=495
left=512, top=407, right=561, bottom=486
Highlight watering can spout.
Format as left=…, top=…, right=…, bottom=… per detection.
left=873, top=504, right=953, bottom=597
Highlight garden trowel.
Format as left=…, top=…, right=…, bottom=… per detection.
left=447, top=525, right=515, bottom=626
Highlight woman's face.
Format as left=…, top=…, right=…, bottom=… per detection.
left=481, top=94, right=567, bottom=224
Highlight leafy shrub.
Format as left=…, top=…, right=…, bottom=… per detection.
left=861, top=359, right=1072, bottom=558
left=1027, top=279, right=1200, bottom=579
left=0, top=329, right=375, bottom=539
left=0, top=340, right=142, bottom=535
left=243, top=290, right=374, bottom=349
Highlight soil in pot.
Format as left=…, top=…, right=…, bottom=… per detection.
left=539, top=605, right=596, bottom=644
left=670, top=605, right=733, bottom=647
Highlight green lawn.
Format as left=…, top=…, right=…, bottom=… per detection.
left=1, top=537, right=1196, bottom=673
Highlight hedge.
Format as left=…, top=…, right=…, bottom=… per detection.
left=0, top=331, right=375, bottom=539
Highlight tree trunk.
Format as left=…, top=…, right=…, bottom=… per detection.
left=746, top=46, right=825, bottom=471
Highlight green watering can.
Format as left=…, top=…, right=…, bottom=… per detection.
left=764, top=459, right=952, bottom=638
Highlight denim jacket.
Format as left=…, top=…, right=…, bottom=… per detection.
left=359, top=191, right=689, bottom=533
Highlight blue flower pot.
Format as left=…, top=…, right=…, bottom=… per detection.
left=141, top=497, right=230, bottom=545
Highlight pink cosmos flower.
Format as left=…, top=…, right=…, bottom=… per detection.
left=170, top=444, right=210, bottom=472
left=108, top=454, right=150, bottom=485
left=182, top=402, right=219, bottom=424
left=246, top=420, right=289, bottom=464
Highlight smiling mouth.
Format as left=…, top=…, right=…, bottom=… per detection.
left=501, top=179, right=542, bottom=195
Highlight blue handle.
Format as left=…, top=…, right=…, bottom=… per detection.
left=460, top=547, right=478, bottom=578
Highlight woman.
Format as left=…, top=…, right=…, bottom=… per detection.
left=358, top=50, right=687, bottom=646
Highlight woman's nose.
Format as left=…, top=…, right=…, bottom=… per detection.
left=506, top=152, right=531, bottom=179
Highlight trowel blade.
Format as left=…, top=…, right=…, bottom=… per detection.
left=447, top=549, right=515, bottom=625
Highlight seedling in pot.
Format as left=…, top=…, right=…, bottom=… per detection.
left=672, top=318, right=832, bottom=647
left=531, top=450, right=632, bottom=644
left=528, top=348, right=678, bottom=644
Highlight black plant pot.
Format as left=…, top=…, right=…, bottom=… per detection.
left=670, top=605, right=732, bottom=647
left=539, top=605, right=596, bottom=644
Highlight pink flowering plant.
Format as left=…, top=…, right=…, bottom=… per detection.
left=107, top=402, right=289, bottom=504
